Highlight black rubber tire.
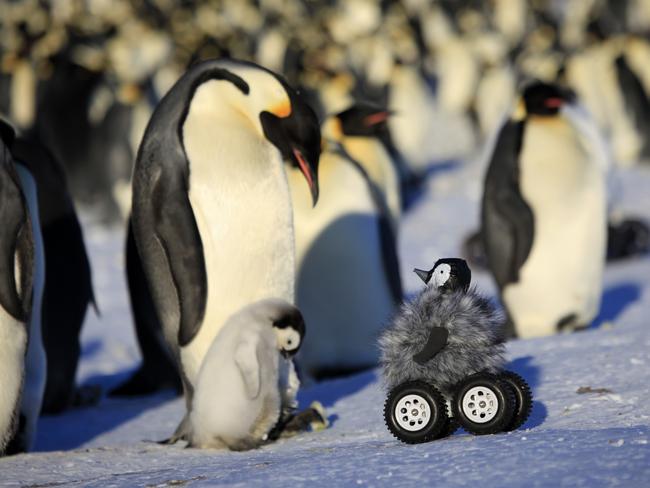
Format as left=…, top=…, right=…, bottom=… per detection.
left=452, top=373, right=516, bottom=435
left=384, top=381, right=449, bottom=444
left=499, top=371, right=533, bottom=431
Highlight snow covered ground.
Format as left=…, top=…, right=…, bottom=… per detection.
left=1, top=152, right=649, bottom=487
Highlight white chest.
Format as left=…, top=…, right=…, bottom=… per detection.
left=180, top=112, right=296, bottom=385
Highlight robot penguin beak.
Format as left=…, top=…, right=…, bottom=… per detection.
left=413, top=268, right=431, bottom=284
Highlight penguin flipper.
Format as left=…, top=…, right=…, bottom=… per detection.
left=234, top=337, right=262, bottom=399
left=140, top=163, right=208, bottom=348
left=482, top=121, right=534, bottom=288
left=0, top=161, right=33, bottom=322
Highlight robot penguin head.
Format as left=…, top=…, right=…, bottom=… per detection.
left=414, top=258, right=471, bottom=293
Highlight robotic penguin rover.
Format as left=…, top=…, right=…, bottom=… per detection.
left=379, top=258, right=532, bottom=443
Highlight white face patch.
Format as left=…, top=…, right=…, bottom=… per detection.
left=274, top=327, right=301, bottom=354
left=433, top=263, right=452, bottom=288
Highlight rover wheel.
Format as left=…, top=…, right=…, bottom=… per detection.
left=452, top=373, right=515, bottom=435
left=499, top=371, right=533, bottom=431
left=384, top=381, right=448, bottom=444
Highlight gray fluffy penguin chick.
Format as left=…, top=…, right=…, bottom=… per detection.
left=379, top=258, right=505, bottom=396
left=188, top=299, right=305, bottom=451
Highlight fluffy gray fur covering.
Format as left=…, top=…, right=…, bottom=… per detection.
left=379, top=286, right=505, bottom=395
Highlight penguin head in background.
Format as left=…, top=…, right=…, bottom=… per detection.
left=258, top=75, right=321, bottom=206
left=335, top=103, right=393, bottom=138
left=521, top=81, right=576, bottom=117
left=414, top=258, right=471, bottom=293
left=253, top=298, right=306, bottom=358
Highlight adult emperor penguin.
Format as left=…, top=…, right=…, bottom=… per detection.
left=0, top=119, right=45, bottom=455
left=482, top=82, right=607, bottom=339
left=189, top=298, right=305, bottom=450
left=131, top=59, right=320, bottom=441
left=288, top=110, right=402, bottom=380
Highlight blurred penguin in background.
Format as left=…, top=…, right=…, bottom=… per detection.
left=481, top=82, right=607, bottom=338
left=289, top=107, right=402, bottom=381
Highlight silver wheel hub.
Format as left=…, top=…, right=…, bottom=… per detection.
left=462, top=386, right=499, bottom=423
left=394, top=394, right=431, bottom=432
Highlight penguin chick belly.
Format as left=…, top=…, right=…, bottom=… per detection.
left=289, top=152, right=395, bottom=373
left=180, top=114, right=295, bottom=386
left=190, top=326, right=280, bottom=449
left=0, top=311, right=26, bottom=452
left=504, top=117, right=606, bottom=337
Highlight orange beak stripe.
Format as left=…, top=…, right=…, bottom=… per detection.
left=364, top=111, right=390, bottom=126
left=544, top=97, right=564, bottom=108
left=293, top=148, right=313, bottom=190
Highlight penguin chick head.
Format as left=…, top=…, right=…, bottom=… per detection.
left=252, top=299, right=305, bottom=358
left=413, top=258, right=471, bottom=293
left=259, top=76, right=321, bottom=206
left=335, top=103, right=393, bottom=138
left=522, top=81, right=576, bottom=117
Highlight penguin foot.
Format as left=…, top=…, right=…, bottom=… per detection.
left=109, top=366, right=182, bottom=397
left=607, top=218, right=650, bottom=261
left=73, top=385, right=103, bottom=408
left=269, top=401, right=329, bottom=441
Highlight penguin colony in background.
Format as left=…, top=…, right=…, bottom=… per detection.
left=1, top=0, right=650, bottom=454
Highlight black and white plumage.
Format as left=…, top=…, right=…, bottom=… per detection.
left=379, top=259, right=504, bottom=396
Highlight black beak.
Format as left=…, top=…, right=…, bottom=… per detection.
left=281, top=349, right=292, bottom=359
left=413, top=268, right=431, bottom=284
left=293, top=148, right=319, bottom=206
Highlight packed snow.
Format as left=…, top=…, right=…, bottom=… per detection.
left=1, top=154, right=649, bottom=487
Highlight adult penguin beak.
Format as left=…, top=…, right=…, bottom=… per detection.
left=363, top=110, right=393, bottom=127
left=293, top=147, right=319, bottom=206
left=413, top=268, right=431, bottom=284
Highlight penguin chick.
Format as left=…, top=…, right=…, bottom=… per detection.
left=379, top=258, right=504, bottom=396
left=188, top=299, right=305, bottom=451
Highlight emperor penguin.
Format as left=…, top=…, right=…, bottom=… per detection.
left=0, top=119, right=45, bottom=455
left=8, top=135, right=95, bottom=413
left=131, top=59, right=320, bottom=441
left=189, top=299, right=305, bottom=450
left=482, top=82, right=608, bottom=338
left=288, top=111, right=402, bottom=380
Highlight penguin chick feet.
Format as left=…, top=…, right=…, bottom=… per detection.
left=268, top=401, right=329, bottom=441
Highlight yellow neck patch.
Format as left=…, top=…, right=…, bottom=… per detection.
left=271, top=101, right=292, bottom=118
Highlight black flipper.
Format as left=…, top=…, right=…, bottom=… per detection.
left=333, top=143, right=403, bottom=304
left=413, top=327, right=449, bottom=364
left=481, top=120, right=534, bottom=289
left=0, top=144, right=33, bottom=323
